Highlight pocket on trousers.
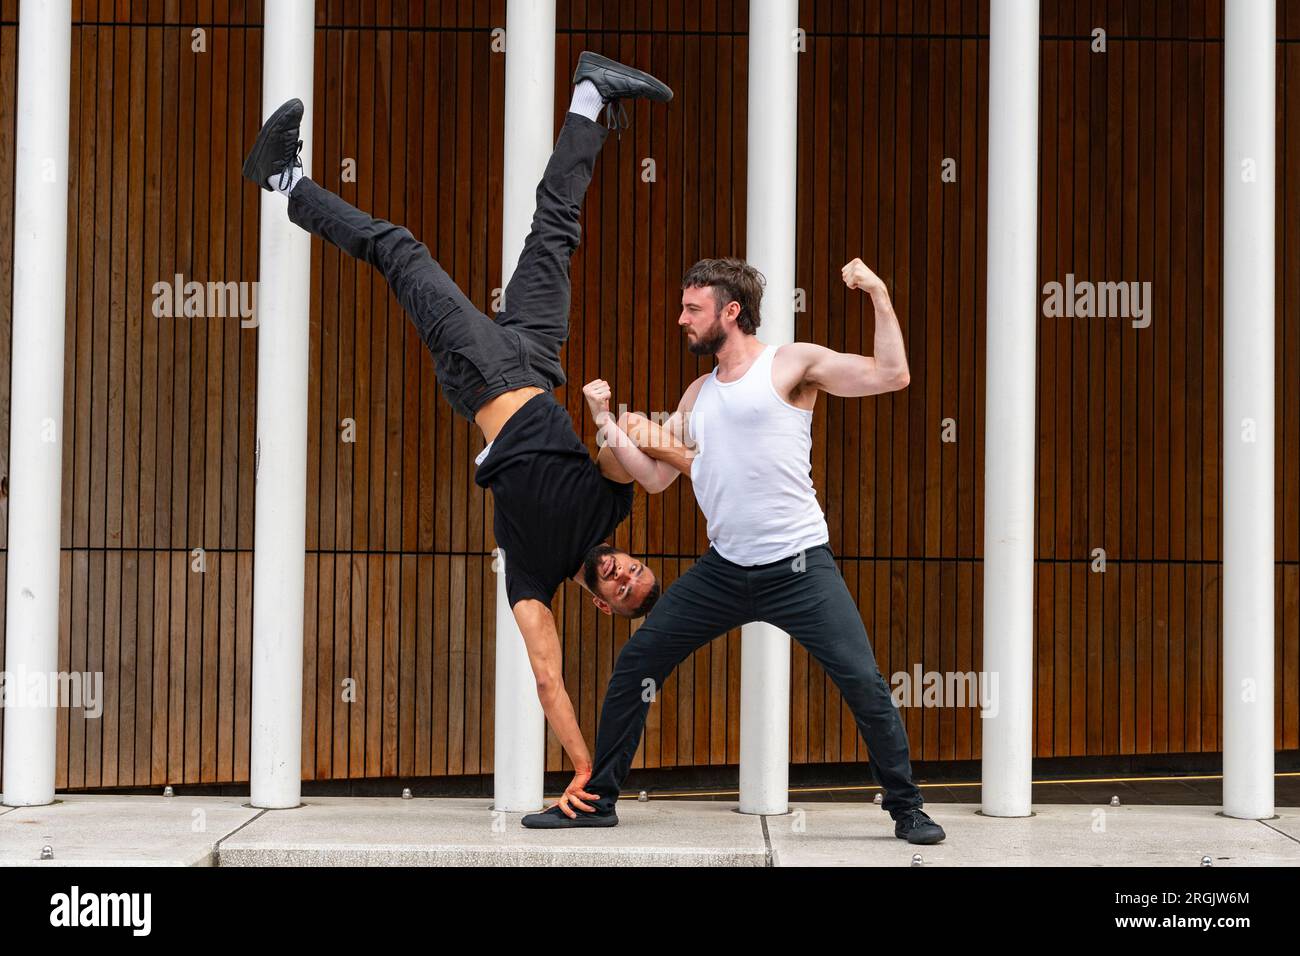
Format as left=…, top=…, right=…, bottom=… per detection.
left=504, top=327, right=530, bottom=373
left=417, top=292, right=468, bottom=356
left=436, top=345, right=493, bottom=387
left=430, top=306, right=505, bottom=379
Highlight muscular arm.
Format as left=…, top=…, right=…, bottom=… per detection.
left=588, top=375, right=706, bottom=493
left=622, top=411, right=696, bottom=472
left=785, top=259, right=911, bottom=399
left=594, top=417, right=680, bottom=492
left=510, top=599, right=591, bottom=773
left=595, top=411, right=695, bottom=491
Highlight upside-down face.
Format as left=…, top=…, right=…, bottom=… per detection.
left=581, top=544, right=659, bottom=618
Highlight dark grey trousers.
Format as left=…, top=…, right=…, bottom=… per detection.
left=285, top=113, right=609, bottom=422
left=585, top=544, right=925, bottom=818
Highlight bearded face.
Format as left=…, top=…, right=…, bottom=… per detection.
left=686, top=312, right=727, bottom=355
left=679, top=285, right=728, bottom=355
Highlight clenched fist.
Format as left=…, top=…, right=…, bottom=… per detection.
left=583, top=378, right=612, bottom=425
left=841, top=258, right=885, bottom=295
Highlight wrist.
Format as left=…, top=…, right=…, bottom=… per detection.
left=600, top=417, right=627, bottom=445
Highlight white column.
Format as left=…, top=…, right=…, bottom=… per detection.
left=250, top=0, right=315, bottom=810
left=738, top=0, right=798, bottom=816
left=492, top=0, right=554, bottom=813
left=1, top=0, right=72, bottom=809
left=493, top=550, right=543, bottom=811
left=1222, top=0, right=1275, bottom=821
left=980, top=0, right=1039, bottom=819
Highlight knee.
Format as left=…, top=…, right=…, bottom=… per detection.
left=380, top=224, right=429, bottom=271
left=837, top=662, right=894, bottom=705
left=613, top=635, right=673, bottom=690
left=384, top=222, right=417, bottom=246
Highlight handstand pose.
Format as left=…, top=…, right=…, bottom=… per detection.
left=243, top=53, right=671, bottom=811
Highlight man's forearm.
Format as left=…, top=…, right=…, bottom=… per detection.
left=513, top=602, right=592, bottom=771
left=536, top=681, right=591, bottom=771
left=598, top=416, right=680, bottom=492
left=621, top=412, right=695, bottom=475
left=868, top=286, right=910, bottom=381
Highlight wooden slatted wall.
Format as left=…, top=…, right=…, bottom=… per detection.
left=0, top=0, right=1295, bottom=792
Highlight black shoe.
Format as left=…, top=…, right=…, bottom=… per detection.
left=573, top=52, right=672, bottom=130
left=520, top=804, right=619, bottom=829
left=242, top=97, right=305, bottom=192
left=894, top=808, right=946, bottom=845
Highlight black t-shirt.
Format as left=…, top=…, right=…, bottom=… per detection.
left=474, top=392, right=634, bottom=607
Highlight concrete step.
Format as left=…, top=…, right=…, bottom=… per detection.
left=0, top=796, right=259, bottom=867
left=216, top=797, right=772, bottom=866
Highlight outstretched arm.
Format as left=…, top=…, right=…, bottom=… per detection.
left=785, top=259, right=911, bottom=398
left=511, top=599, right=600, bottom=817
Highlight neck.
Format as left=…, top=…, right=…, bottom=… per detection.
left=712, top=333, right=764, bottom=376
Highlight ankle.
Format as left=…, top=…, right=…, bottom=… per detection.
left=268, top=161, right=304, bottom=195
left=568, top=79, right=604, bottom=122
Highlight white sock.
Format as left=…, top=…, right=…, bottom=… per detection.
left=569, top=79, right=604, bottom=122
left=267, top=163, right=303, bottom=195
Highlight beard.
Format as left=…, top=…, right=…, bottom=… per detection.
left=686, top=318, right=727, bottom=356
left=581, top=543, right=619, bottom=592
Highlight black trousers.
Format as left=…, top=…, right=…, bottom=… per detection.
left=585, top=544, right=925, bottom=819
left=286, top=113, right=609, bottom=422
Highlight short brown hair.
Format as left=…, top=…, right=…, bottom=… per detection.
left=682, top=258, right=765, bottom=334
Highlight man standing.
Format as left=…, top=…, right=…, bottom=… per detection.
left=242, top=53, right=669, bottom=811
left=524, top=257, right=946, bottom=845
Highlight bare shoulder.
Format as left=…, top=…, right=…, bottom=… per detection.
left=773, top=341, right=823, bottom=370
left=772, top=342, right=825, bottom=407
left=677, top=372, right=711, bottom=413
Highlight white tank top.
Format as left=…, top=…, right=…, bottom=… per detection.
left=688, top=344, right=829, bottom=565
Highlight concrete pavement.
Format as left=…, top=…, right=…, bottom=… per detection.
left=0, top=795, right=1296, bottom=866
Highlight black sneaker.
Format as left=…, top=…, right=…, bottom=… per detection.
left=573, top=52, right=672, bottom=130
left=894, top=808, right=946, bottom=845
left=520, top=804, right=619, bottom=829
left=242, top=97, right=305, bottom=192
